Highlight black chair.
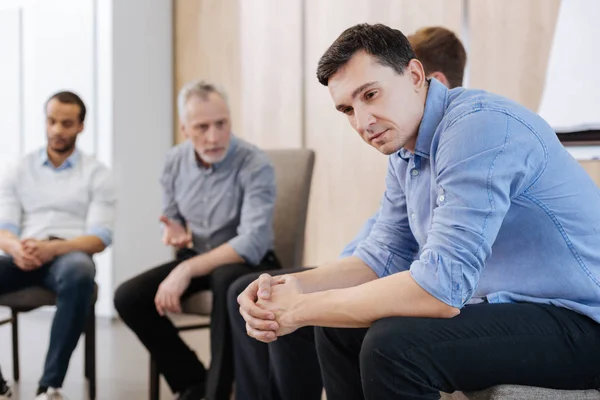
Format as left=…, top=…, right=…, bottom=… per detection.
left=0, top=284, right=97, bottom=399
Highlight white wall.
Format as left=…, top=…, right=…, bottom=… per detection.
left=538, top=0, right=600, bottom=160
left=0, top=0, right=174, bottom=317
left=110, top=0, right=174, bottom=290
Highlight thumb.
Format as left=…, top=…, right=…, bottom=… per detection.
left=257, top=274, right=273, bottom=300
left=159, top=215, right=171, bottom=226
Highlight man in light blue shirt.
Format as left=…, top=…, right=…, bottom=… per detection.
left=0, top=91, right=115, bottom=400
left=230, top=26, right=469, bottom=400
left=238, top=23, right=600, bottom=399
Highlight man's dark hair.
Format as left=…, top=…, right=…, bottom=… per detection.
left=317, top=23, right=416, bottom=86
left=45, top=91, right=87, bottom=123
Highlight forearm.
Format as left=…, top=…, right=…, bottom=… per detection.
left=291, top=270, right=460, bottom=328
left=0, top=230, right=19, bottom=255
left=51, top=235, right=106, bottom=256
left=184, top=243, right=244, bottom=277
left=291, top=256, right=378, bottom=293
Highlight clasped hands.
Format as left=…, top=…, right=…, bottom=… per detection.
left=11, top=238, right=57, bottom=271
left=237, top=273, right=304, bottom=343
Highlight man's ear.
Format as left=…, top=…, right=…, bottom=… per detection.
left=428, top=71, right=450, bottom=89
left=180, top=123, right=188, bottom=139
left=407, top=59, right=427, bottom=91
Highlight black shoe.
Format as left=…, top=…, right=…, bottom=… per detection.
left=174, top=384, right=205, bottom=400
left=0, top=379, right=11, bottom=399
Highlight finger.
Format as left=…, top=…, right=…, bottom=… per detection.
left=243, top=301, right=275, bottom=321
left=257, top=274, right=273, bottom=299
left=165, top=292, right=179, bottom=314
left=14, top=259, right=27, bottom=271
left=239, top=305, right=278, bottom=330
left=174, top=237, right=187, bottom=247
left=23, top=253, right=42, bottom=266
left=171, top=295, right=182, bottom=314
left=159, top=215, right=171, bottom=225
left=239, top=306, right=274, bottom=329
left=245, top=312, right=279, bottom=331
left=246, top=323, right=277, bottom=343
left=238, top=281, right=259, bottom=305
left=154, top=293, right=165, bottom=316
left=21, top=261, right=38, bottom=271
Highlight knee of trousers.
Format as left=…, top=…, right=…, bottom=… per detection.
left=359, top=318, right=439, bottom=385
left=113, top=278, right=152, bottom=318
left=226, top=274, right=257, bottom=309
left=55, top=253, right=95, bottom=293
left=314, top=326, right=352, bottom=359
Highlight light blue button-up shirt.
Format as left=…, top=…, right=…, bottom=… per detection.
left=344, top=78, right=600, bottom=323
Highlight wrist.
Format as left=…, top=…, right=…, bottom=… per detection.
left=48, top=240, right=66, bottom=257
left=178, top=260, right=194, bottom=279
left=7, top=239, right=21, bottom=256
left=287, top=293, right=309, bottom=328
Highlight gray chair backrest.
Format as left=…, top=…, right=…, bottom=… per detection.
left=265, top=149, right=315, bottom=269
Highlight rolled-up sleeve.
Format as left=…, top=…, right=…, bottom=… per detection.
left=159, top=150, right=186, bottom=226
left=86, top=166, right=116, bottom=246
left=339, top=210, right=379, bottom=257
left=410, top=110, right=546, bottom=308
left=354, top=157, right=419, bottom=276
left=0, top=164, right=22, bottom=236
left=229, top=154, right=276, bottom=265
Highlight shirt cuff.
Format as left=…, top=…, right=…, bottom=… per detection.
left=409, top=251, right=474, bottom=308
left=86, top=226, right=113, bottom=247
left=0, top=222, right=20, bottom=237
left=228, top=235, right=265, bottom=266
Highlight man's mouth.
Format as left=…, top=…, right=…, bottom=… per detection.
left=370, top=129, right=388, bottom=141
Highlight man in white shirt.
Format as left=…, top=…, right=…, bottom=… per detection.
left=0, top=92, right=116, bottom=400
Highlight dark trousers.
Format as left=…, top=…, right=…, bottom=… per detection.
left=315, top=302, right=600, bottom=400
left=227, top=268, right=323, bottom=400
left=0, top=252, right=96, bottom=388
left=114, top=249, right=280, bottom=400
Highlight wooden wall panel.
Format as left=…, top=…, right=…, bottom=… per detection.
left=174, top=0, right=241, bottom=143
left=303, top=0, right=464, bottom=265
left=468, top=0, right=560, bottom=111
left=579, top=160, right=600, bottom=188
left=239, top=0, right=303, bottom=149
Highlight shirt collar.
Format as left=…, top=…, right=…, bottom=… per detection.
left=398, top=78, right=448, bottom=161
left=39, top=148, right=81, bottom=170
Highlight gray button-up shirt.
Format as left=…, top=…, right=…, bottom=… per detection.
left=160, top=136, right=275, bottom=265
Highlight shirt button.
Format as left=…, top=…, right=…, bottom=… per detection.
left=411, top=169, right=419, bottom=176
left=411, top=213, right=416, bottom=220
left=439, top=195, right=446, bottom=202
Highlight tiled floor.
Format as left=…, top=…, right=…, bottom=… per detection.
left=0, top=307, right=211, bottom=400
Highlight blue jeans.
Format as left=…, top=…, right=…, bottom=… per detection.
left=0, top=252, right=95, bottom=388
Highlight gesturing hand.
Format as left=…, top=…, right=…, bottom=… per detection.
left=160, top=215, right=192, bottom=249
